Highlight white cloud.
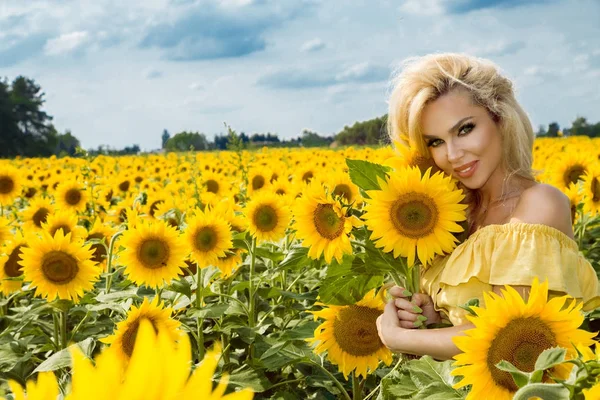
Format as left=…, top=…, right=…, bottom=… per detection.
left=301, top=38, right=325, bottom=52
left=189, top=82, right=204, bottom=90
left=142, top=67, right=163, bottom=79
left=398, top=0, right=444, bottom=16
left=44, top=31, right=89, bottom=55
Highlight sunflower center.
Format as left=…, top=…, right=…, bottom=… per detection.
left=302, top=171, right=314, bottom=183
left=206, top=180, right=219, bottom=194
left=390, top=194, right=439, bottom=239
left=0, top=175, right=15, bottom=194
left=487, top=317, right=556, bottom=392
left=333, top=184, right=352, bottom=201
left=253, top=205, right=278, bottom=232
left=119, top=180, right=131, bottom=192
left=32, top=207, right=49, bottom=227
left=5, top=245, right=25, bottom=277
left=313, top=204, right=345, bottom=240
left=65, top=188, right=82, bottom=206
left=41, top=251, right=79, bottom=284
left=194, top=227, right=218, bottom=251
left=122, top=317, right=159, bottom=358
left=149, top=200, right=164, bottom=217
left=276, top=189, right=286, bottom=195
left=592, top=177, right=600, bottom=202
left=138, top=238, right=170, bottom=269
left=87, top=232, right=107, bottom=264
left=332, top=305, right=385, bottom=357
left=252, top=175, right=265, bottom=191
left=51, top=224, right=72, bottom=237
left=24, top=187, right=37, bottom=198
left=563, top=165, right=586, bottom=187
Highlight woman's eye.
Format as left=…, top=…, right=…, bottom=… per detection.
left=458, top=123, right=475, bottom=136
left=427, top=139, right=443, bottom=148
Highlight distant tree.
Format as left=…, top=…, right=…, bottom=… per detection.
left=56, top=130, right=81, bottom=156
left=165, top=131, right=209, bottom=151
left=0, top=79, right=21, bottom=157
left=300, top=129, right=334, bottom=147
left=535, top=125, right=546, bottom=137
left=161, top=129, right=170, bottom=149
left=547, top=122, right=560, bottom=138
left=336, top=115, right=388, bottom=145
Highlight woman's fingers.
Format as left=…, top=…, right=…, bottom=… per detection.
left=389, top=286, right=412, bottom=298
left=394, top=298, right=423, bottom=313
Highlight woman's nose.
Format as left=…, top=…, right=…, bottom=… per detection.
left=446, top=142, right=464, bottom=164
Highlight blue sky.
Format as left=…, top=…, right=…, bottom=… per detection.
left=1, top=0, right=599, bottom=150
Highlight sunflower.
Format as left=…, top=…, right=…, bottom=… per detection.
left=245, top=192, right=291, bottom=243
left=21, top=197, right=54, bottom=232
left=363, top=166, right=468, bottom=267
left=42, top=209, right=87, bottom=242
left=19, top=230, right=100, bottom=302
left=100, top=296, right=181, bottom=363
left=84, top=218, right=116, bottom=271
left=183, top=209, right=232, bottom=268
left=452, top=279, right=596, bottom=399
left=308, top=288, right=393, bottom=379
left=293, top=182, right=359, bottom=264
left=582, top=166, right=600, bottom=216
left=6, top=372, right=59, bottom=400
left=201, top=170, right=230, bottom=197
left=119, top=220, right=187, bottom=287
left=0, top=216, right=10, bottom=243
left=383, top=140, right=441, bottom=175
left=563, top=182, right=583, bottom=224
left=0, top=231, right=28, bottom=294
left=66, top=319, right=254, bottom=400
left=550, top=152, right=595, bottom=191
left=247, top=166, right=272, bottom=195
left=326, top=170, right=361, bottom=205
left=0, top=164, right=22, bottom=205
left=55, top=181, right=89, bottom=212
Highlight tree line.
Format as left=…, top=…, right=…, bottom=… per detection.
left=1, top=75, right=599, bottom=158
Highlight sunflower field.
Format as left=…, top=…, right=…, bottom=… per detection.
left=0, top=135, right=600, bottom=399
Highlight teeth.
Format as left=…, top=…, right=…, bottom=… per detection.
left=457, top=164, right=474, bottom=173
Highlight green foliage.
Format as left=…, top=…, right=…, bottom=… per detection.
left=165, top=131, right=209, bottom=151
left=335, top=114, right=388, bottom=146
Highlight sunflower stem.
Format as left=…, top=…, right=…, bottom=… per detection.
left=196, top=266, right=205, bottom=361
left=105, top=230, right=124, bottom=294
left=352, top=372, right=363, bottom=400
left=248, top=237, right=257, bottom=328
left=307, top=360, right=351, bottom=400
left=60, top=307, right=68, bottom=350
left=52, top=311, right=60, bottom=351
left=218, top=282, right=231, bottom=366
left=389, top=270, right=405, bottom=288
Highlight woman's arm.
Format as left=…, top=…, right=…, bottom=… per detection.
left=377, top=300, right=473, bottom=360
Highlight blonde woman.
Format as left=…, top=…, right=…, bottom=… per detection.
left=376, top=53, right=599, bottom=360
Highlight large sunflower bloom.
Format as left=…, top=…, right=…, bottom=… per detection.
left=308, top=289, right=393, bottom=379
left=55, top=181, right=89, bottom=213
left=293, top=182, right=359, bottom=263
left=245, top=192, right=291, bottom=243
left=183, top=209, right=232, bottom=268
left=6, top=372, right=59, bottom=400
left=0, top=164, right=22, bottom=205
left=100, top=296, right=181, bottom=363
left=119, top=220, right=187, bottom=287
left=19, top=230, right=100, bottom=301
left=452, top=279, right=596, bottom=400
left=0, top=231, right=28, bottom=294
left=21, top=197, right=54, bottom=232
left=363, top=166, right=467, bottom=267
left=549, top=152, right=595, bottom=191
left=582, top=166, right=600, bottom=216
left=42, top=209, right=87, bottom=242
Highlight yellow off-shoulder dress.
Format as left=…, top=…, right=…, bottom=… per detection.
left=421, top=222, right=600, bottom=326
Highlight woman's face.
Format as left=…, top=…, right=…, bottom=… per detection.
left=420, top=89, right=503, bottom=190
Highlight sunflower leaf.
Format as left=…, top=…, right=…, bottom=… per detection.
left=495, top=360, right=530, bottom=388
left=512, top=383, right=570, bottom=400
left=534, top=347, right=567, bottom=371
left=346, top=158, right=391, bottom=192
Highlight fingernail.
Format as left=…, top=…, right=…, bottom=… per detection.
left=417, top=315, right=427, bottom=322
left=413, top=320, right=423, bottom=328
left=402, top=289, right=412, bottom=297
left=412, top=305, right=423, bottom=313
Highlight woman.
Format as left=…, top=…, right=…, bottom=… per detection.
left=376, top=53, right=599, bottom=360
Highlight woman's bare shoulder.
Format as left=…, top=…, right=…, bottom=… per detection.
left=510, top=183, right=574, bottom=239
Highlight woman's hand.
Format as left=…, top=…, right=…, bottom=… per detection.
left=388, top=286, right=441, bottom=328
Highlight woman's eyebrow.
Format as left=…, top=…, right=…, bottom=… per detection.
left=423, top=116, right=474, bottom=139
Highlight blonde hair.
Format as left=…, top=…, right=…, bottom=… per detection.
left=387, top=53, right=536, bottom=231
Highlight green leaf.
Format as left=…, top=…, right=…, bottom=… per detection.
left=225, top=365, right=272, bottom=392
left=458, top=298, right=479, bottom=316
left=512, top=383, right=570, bottom=400
left=318, top=256, right=384, bottom=305
left=382, top=356, right=466, bottom=399
left=345, top=158, right=390, bottom=192
left=169, top=278, right=192, bottom=299
left=495, top=360, right=530, bottom=388
left=187, top=303, right=230, bottom=319
left=32, top=338, right=95, bottom=374
left=277, top=246, right=312, bottom=271
left=534, top=347, right=567, bottom=371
